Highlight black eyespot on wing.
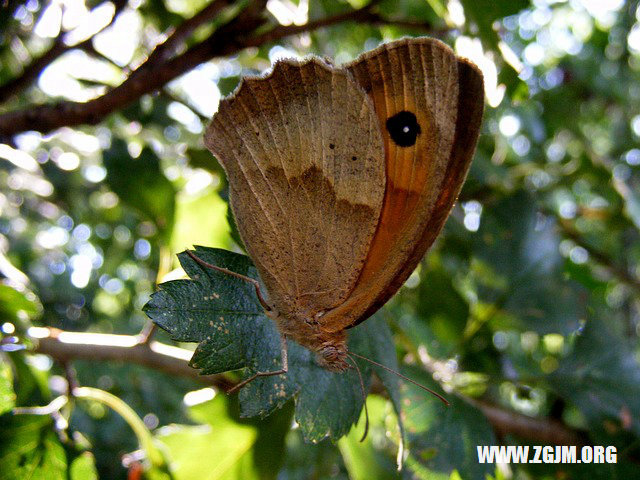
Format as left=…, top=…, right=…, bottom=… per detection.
left=386, top=111, right=421, bottom=147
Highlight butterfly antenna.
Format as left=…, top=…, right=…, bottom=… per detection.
left=346, top=353, right=369, bottom=442
left=348, top=352, right=450, bottom=406
left=185, top=249, right=272, bottom=312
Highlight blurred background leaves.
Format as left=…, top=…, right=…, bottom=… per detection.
left=1, top=0, right=640, bottom=478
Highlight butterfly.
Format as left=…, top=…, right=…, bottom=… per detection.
left=201, top=37, right=484, bottom=389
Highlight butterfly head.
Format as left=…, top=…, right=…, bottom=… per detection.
left=317, top=338, right=350, bottom=372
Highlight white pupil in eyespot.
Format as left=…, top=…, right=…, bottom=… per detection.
left=403, top=126, right=410, bottom=133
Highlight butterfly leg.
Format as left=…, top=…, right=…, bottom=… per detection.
left=227, top=334, right=289, bottom=393
left=185, top=249, right=272, bottom=312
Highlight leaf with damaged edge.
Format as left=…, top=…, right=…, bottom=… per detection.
left=144, top=246, right=405, bottom=443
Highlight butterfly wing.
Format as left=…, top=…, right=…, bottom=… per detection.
left=320, top=37, right=485, bottom=332
left=205, top=59, right=385, bottom=325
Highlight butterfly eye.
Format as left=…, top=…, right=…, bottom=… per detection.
left=385, top=110, right=421, bottom=147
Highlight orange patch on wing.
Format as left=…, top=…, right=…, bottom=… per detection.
left=356, top=105, right=434, bottom=286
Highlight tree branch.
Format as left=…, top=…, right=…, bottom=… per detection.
left=28, top=326, right=588, bottom=445
left=30, top=327, right=234, bottom=391
left=472, top=400, right=587, bottom=446
left=0, top=0, right=440, bottom=138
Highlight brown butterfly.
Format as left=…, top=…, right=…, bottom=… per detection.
left=201, top=37, right=484, bottom=391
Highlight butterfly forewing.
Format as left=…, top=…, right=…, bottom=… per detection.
left=205, top=58, right=385, bottom=329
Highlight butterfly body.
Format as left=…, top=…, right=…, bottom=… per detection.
left=266, top=307, right=350, bottom=371
left=205, top=37, right=484, bottom=372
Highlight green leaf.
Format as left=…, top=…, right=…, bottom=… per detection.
left=170, top=185, right=230, bottom=255
left=460, top=0, right=529, bottom=51
left=0, top=363, right=15, bottom=415
left=416, top=266, right=469, bottom=348
left=0, top=285, right=40, bottom=322
left=187, top=150, right=246, bottom=251
left=158, top=395, right=260, bottom=480
left=549, top=318, right=640, bottom=437
left=276, top=427, right=346, bottom=479
left=158, top=394, right=292, bottom=480
left=459, top=0, right=530, bottom=102
left=10, top=352, right=50, bottom=407
left=185, top=394, right=293, bottom=480
left=378, top=0, right=440, bottom=25
left=145, top=247, right=263, bottom=375
left=338, top=396, right=401, bottom=480
left=69, top=452, right=99, bottom=480
left=185, top=148, right=226, bottom=176
left=498, top=64, right=529, bottom=102
left=474, top=191, right=582, bottom=334
left=138, top=0, right=186, bottom=31
left=103, top=138, right=176, bottom=241
left=615, top=176, right=640, bottom=231
left=146, top=246, right=403, bottom=442
left=0, top=415, right=67, bottom=480
left=121, top=95, right=176, bottom=127
left=354, top=314, right=406, bottom=453
left=401, top=367, right=496, bottom=480
left=217, top=76, right=241, bottom=97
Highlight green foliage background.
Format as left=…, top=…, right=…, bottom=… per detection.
left=1, top=0, right=640, bottom=479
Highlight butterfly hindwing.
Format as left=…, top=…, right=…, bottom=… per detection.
left=319, top=38, right=484, bottom=332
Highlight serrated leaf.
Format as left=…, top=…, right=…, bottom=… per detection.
left=0, top=415, right=67, bottom=480
left=145, top=247, right=262, bottom=374
left=146, top=246, right=403, bottom=442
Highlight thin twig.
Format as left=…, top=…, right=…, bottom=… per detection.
left=136, top=322, right=157, bottom=345
left=0, top=0, right=127, bottom=104
left=126, top=0, right=234, bottom=82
